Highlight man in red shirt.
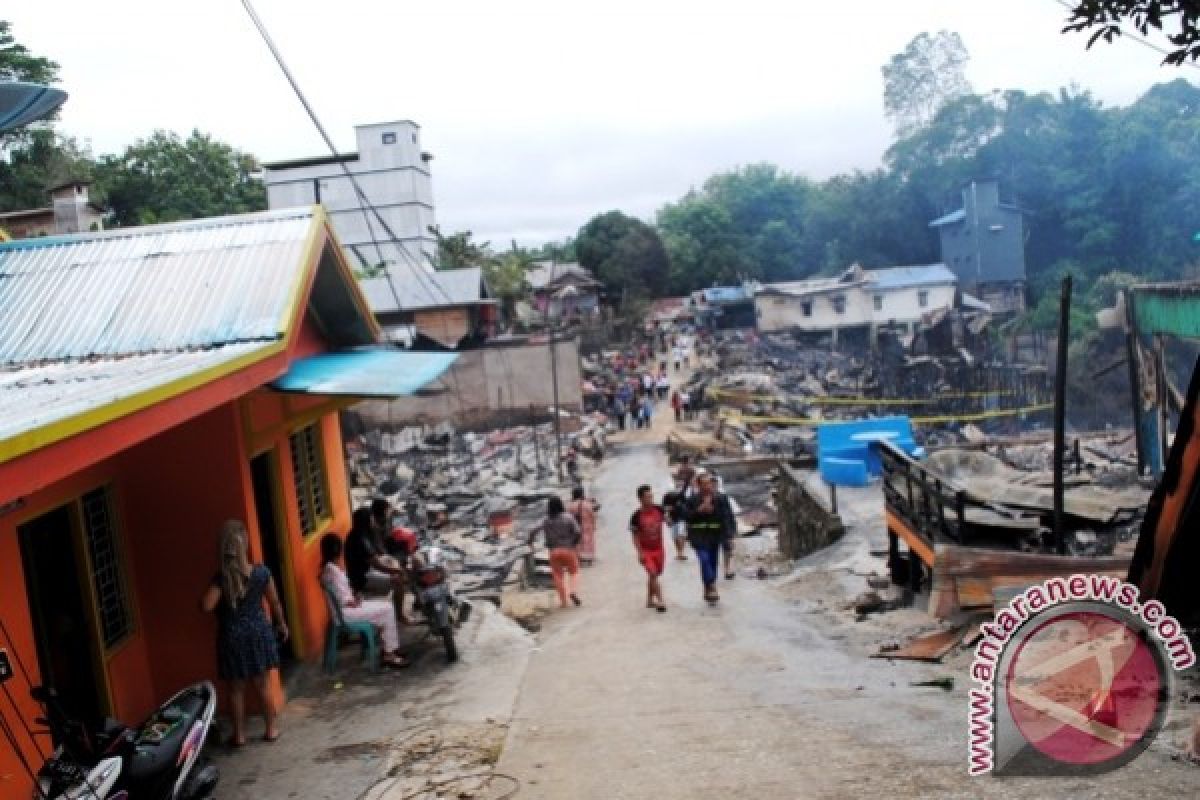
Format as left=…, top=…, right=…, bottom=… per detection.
left=630, top=484, right=668, bottom=612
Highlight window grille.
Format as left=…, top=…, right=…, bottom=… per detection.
left=290, top=424, right=329, bottom=536
left=81, top=488, right=133, bottom=649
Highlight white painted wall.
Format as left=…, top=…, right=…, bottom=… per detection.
left=264, top=121, right=437, bottom=271
left=755, top=283, right=956, bottom=333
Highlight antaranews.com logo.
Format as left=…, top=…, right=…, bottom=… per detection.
left=968, top=574, right=1195, bottom=777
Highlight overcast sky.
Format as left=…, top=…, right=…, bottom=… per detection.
left=7, top=0, right=1196, bottom=245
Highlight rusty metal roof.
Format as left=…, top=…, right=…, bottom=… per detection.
left=0, top=207, right=318, bottom=363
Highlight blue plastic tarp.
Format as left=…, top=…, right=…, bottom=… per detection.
left=270, top=348, right=458, bottom=397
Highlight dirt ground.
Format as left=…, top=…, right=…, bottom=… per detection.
left=213, top=369, right=1199, bottom=799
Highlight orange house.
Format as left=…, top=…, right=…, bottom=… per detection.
left=0, top=207, right=455, bottom=794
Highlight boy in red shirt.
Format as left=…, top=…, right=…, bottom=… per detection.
left=630, top=484, right=668, bottom=612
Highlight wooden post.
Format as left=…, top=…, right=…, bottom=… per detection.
left=1053, top=275, right=1072, bottom=554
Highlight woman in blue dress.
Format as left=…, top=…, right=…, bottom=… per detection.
left=201, top=520, right=288, bottom=746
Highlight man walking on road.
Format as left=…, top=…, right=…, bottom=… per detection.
left=630, top=485, right=668, bottom=612
left=682, top=471, right=736, bottom=604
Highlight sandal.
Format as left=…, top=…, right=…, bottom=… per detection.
left=263, top=730, right=281, bottom=743
left=656, top=605, right=667, bottom=613
left=383, top=655, right=411, bottom=669
left=570, top=593, right=582, bottom=607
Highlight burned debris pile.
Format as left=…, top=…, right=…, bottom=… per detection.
left=344, top=413, right=608, bottom=605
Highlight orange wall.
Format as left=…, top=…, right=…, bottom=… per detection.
left=0, top=396, right=352, bottom=794
left=241, top=390, right=352, bottom=660
left=116, top=401, right=255, bottom=705
left=0, top=461, right=155, bottom=791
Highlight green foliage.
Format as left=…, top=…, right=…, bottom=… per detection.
left=0, top=20, right=58, bottom=85
left=882, top=30, right=972, bottom=136
left=428, top=225, right=493, bottom=270
left=488, top=243, right=533, bottom=300
left=93, top=130, right=266, bottom=226
left=1, top=20, right=62, bottom=150
left=0, top=129, right=93, bottom=211
left=575, top=210, right=669, bottom=302
left=1063, top=1, right=1200, bottom=65
left=425, top=228, right=530, bottom=311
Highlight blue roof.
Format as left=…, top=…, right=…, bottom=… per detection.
left=870, top=264, right=957, bottom=289
left=929, top=209, right=966, bottom=227
left=271, top=348, right=458, bottom=397
left=701, top=286, right=750, bottom=304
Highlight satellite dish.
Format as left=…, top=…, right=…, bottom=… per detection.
left=0, top=81, right=68, bottom=134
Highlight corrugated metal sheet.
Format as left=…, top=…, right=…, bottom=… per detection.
left=871, top=264, right=957, bottom=289
left=0, top=342, right=270, bottom=443
left=0, top=208, right=316, bottom=363
left=358, top=265, right=489, bottom=314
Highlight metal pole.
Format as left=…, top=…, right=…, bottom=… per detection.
left=1053, top=274, right=1071, bottom=554
left=548, top=251, right=564, bottom=483
left=549, top=330, right=563, bottom=483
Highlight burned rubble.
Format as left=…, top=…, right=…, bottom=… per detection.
left=343, top=412, right=609, bottom=607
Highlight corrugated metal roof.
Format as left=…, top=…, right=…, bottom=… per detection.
left=870, top=264, right=956, bottom=289
left=0, top=207, right=318, bottom=363
left=0, top=342, right=270, bottom=444
left=358, top=266, right=490, bottom=314
left=526, top=262, right=601, bottom=291
left=701, top=286, right=752, bottom=304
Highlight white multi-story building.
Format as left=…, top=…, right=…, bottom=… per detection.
left=754, top=264, right=960, bottom=337
left=262, top=120, right=437, bottom=272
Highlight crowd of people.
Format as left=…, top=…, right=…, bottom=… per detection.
left=527, top=453, right=738, bottom=614
left=601, top=332, right=704, bottom=431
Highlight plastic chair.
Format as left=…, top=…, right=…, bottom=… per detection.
left=321, top=578, right=380, bottom=673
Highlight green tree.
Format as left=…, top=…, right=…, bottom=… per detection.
left=882, top=30, right=972, bottom=136
left=575, top=211, right=669, bottom=303
left=486, top=243, right=533, bottom=322
left=1062, top=1, right=1200, bottom=64
left=427, top=225, right=494, bottom=270
left=0, top=20, right=58, bottom=84
left=0, top=129, right=93, bottom=211
left=93, top=130, right=266, bottom=226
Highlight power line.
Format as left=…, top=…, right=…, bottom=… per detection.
left=1054, top=0, right=1200, bottom=72
left=240, top=0, right=475, bottom=416
left=240, top=0, right=462, bottom=316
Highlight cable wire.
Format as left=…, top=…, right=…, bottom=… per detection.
left=241, top=0, right=475, bottom=418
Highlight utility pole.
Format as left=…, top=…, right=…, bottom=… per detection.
left=1053, top=274, right=1071, bottom=554
left=548, top=250, right=564, bottom=483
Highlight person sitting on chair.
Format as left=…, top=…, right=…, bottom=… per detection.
left=320, top=533, right=409, bottom=669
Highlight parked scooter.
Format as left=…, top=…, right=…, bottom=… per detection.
left=409, top=540, right=471, bottom=663
left=32, top=682, right=218, bottom=800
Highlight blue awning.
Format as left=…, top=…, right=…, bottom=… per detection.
left=0, top=82, right=68, bottom=133
left=270, top=348, right=458, bottom=397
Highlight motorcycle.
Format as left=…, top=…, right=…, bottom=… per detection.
left=409, top=541, right=470, bottom=663
left=32, top=682, right=218, bottom=800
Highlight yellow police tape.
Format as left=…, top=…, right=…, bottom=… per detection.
left=720, top=402, right=1055, bottom=427
left=705, top=387, right=1020, bottom=406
